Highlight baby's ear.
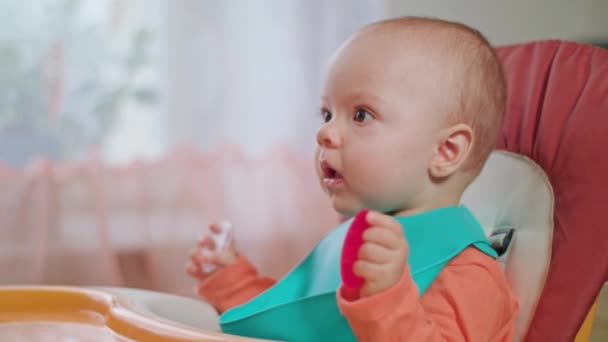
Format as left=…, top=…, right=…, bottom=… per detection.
left=429, top=124, right=473, bottom=179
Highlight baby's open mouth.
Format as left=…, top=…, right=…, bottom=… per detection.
left=321, top=161, right=344, bottom=188
left=324, top=166, right=342, bottom=179
left=321, top=161, right=342, bottom=179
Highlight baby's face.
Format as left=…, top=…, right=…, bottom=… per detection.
left=316, top=33, right=449, bottom=216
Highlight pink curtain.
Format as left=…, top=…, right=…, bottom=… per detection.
left=0, top=145, right=340, bottom=297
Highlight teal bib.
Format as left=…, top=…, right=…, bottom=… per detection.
left=220, top=206, right=496, bottom=341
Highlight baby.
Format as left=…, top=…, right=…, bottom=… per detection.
left=187, top=17, right=518, bottom=341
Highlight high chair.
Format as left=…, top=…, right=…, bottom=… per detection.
left=471, top=40, right=607, bottom=341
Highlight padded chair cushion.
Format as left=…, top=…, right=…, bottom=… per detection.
left=462, top=151, right=553, bottom=341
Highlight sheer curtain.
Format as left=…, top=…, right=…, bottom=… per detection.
left=162, top=0, right=384, bottom=155
left=0, top=0, right=385, bottom=296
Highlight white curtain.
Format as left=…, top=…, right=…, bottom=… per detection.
left=159, top=0, right=385, bottom=157
left=0, top=0, right=385, bottom=163
left=0, top=0, right=386, bottom=295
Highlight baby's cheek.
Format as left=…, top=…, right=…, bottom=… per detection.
left=350, top=166, right=397, bottom=205
left=347, top=155, right=380, bottom=185
left=359, top=163, right=414, bottom=207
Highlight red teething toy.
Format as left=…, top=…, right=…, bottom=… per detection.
left=340, top=209, right=371, bottom=301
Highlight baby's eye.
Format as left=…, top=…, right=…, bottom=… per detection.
left=321, top=110, right=333, bottom=123
left=353, top=109, right=374, bottom=123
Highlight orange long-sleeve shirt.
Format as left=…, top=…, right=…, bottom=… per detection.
left=196, top=247, right=518, bottom=341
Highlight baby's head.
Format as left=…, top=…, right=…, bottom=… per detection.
left=316, top=17, right=505, bottom=217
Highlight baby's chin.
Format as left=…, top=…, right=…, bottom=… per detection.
left=331, top=196, right=410, bottom=217
left=323, top=185, right=399, bottom=217
left=329, top=194, right=378, bottom=218
left=328, top=197, right=360, bottom=218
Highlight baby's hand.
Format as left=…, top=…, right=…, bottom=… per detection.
left=354, top=211, right=409, bottom=297
left=186, top=221, right=237, bottom=281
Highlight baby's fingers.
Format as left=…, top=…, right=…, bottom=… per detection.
left=213, top=249, right=238, bottom=266
left=362, top=227, right=401, bottom=249
left=197, top=236, right=216, bottom=250
left=357, top=241, right=393, bottom=263
left=185, top=261, right=208, bottom=280
left=353, top=259, right=384, bottom=280
left=189, top=248, right=202, bottom=264
left=366, top=211, right=403, bottom=234
left=190, top=247, right=214, bottom=265
left=209, top=222, right=223, bottom=234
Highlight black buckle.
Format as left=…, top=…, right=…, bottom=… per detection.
left=489, top=227, right=515, bottom=256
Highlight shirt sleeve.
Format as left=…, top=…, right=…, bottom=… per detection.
left=196, top=254, right=276, bottom=313
left=337, top=248, right=519, bottom=341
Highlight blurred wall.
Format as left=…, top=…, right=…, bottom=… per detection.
left=387, top=0, right=608, bottom=45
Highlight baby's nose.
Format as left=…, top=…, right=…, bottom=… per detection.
left=316, top=124, right=341, bottom=148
